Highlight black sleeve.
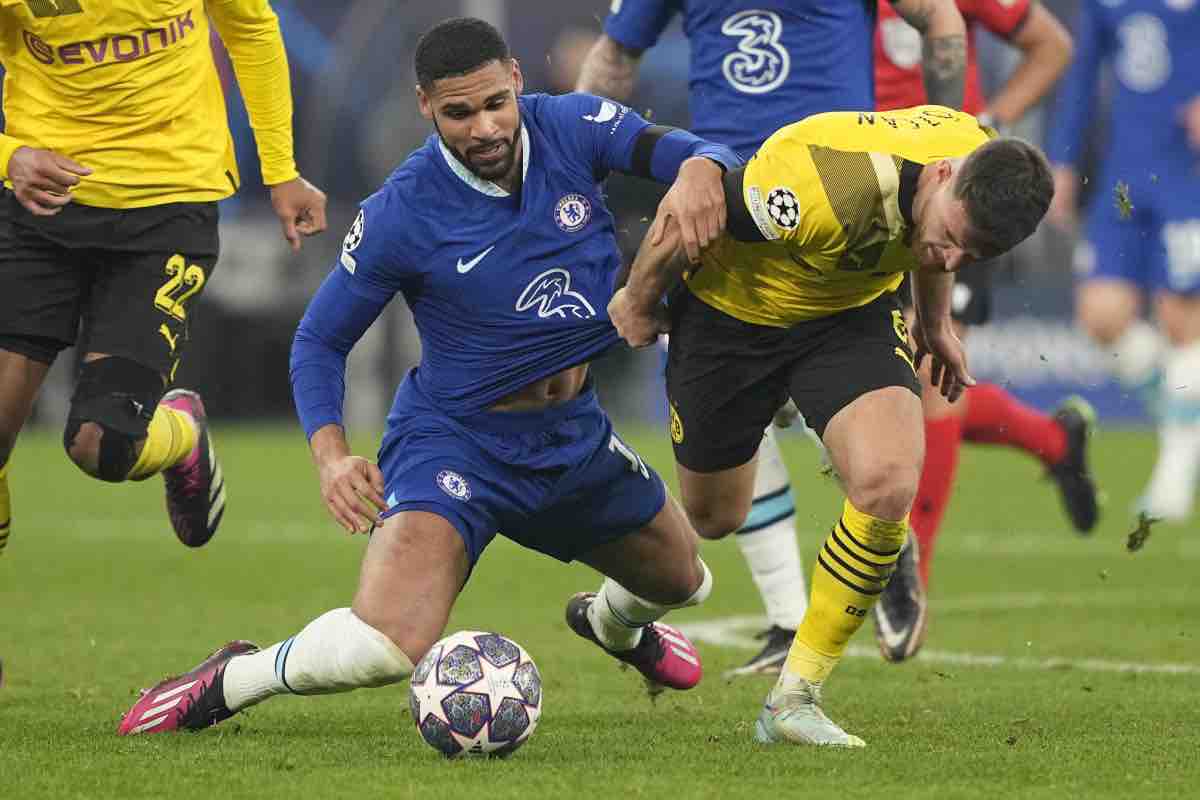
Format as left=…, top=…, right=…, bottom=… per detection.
left=723, top=166, right=768, bottom=243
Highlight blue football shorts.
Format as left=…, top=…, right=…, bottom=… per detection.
left=376, top=376, right=667, bottom=569
left=1077, top=167, right=1200, bottom=296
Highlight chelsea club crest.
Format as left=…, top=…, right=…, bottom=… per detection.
left=554, top=193, right=591, bottom=233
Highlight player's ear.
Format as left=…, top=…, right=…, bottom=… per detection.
left=510, top=58, right=524, bottom=95
left=416, top=84, right=434, bottom=121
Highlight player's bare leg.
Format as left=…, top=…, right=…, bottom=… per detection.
left=727, top=425, right=809, bottom=678
left=119, top=510, right=457, bottom=734
left=758, top=386, right=922, bottom=747
left=568, top=494, right=710, bottom=692
left=676, top=454, right=758, bottom=540
left=0, top=349, right=52, bottom=556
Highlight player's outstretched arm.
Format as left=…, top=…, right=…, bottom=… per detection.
left=893, top=0, right=967, bottom=110
left=986, top=4, right=1074, bottom=127
left=208, top=0, right=328, bottom=250
left=910, top=270, right=975, bottom=401
left=576, top=34, right=643, bottom=101
left=3, top=145, right=92, bottom=216
left=609, top=216, right=689, bottom=348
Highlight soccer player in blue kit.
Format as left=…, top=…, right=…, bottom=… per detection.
left=1046, top=0, right=1200, bottom=522
left=117, top=17, right=741, bottom=736
left=578, top=0, right=968, bottom=674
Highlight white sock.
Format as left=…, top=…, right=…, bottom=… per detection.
left=1143, top=341, right=1200, bottom=518
left=222, top=608, right=414, bottom=712
left=736, top=427, right=808, bottom=631
left=587, top=559, right=713, bottom=652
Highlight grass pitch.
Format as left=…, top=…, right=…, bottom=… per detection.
left=0, top=422, right=1196, bottom=799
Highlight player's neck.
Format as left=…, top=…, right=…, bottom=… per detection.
left=494, top=150, right=524, bottom=195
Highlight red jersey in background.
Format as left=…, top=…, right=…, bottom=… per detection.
left=874, top=0, right=1032, bottom=113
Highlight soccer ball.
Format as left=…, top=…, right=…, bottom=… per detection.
left=408, top=630, right=543, bottom=757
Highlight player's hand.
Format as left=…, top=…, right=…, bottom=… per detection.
left=317, top=454, right=388, bottom=534
left=651, top=156, right=726, bottom=263
left=1180, top=95, right=1200, bottom=153
left=913, top=318, right=975, bottom=403
left=1046, top=165, right=1078, bottom=231
left=609, top=287, right=670, bottom=348
left=6, top=146, right=91, bottom=216
left=269, top=175, right=328, bottom=253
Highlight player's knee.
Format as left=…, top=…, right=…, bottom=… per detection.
left=1077, top=287, right=1138, bottom=346
left=685, top=499, right=749, bottom=541
left=845, top=459, right=920, bottom=521
left=63, top=357, right=164, bottom=482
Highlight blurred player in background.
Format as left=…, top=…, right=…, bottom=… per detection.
left=119, top=17, right=740, bottom=735
left=1047, top=0, right=1200, bottom=523
left=612, top=108, right=1056, bottom=746
left=578, top=0, right=969, bottom=677
left=872, top=0, right=1095, bottom=663
left=0, top=0, right=327, bottom=555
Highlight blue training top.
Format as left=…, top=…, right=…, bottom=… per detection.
left=289, top=92, right=738, bottom=437
left=605, top=0, right=877, bottom=158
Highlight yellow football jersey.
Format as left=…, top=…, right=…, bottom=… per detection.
left=687, top=106, right=994, bottom=326
left=0, top=0, right=297, bottom=208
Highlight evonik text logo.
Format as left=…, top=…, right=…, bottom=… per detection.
left=23, top=10, right=195, bottom=66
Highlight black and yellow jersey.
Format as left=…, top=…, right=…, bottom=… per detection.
left=0, top=0, right=297, bottom=208
left=688, top=106, right=995, bottom=326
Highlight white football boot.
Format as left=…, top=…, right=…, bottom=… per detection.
left=754, top=676, right=865, bottom=748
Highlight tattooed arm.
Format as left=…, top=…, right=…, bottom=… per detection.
left=893, top=0, right=967, bottom=110
left=576, top=34, right=643, bottom=102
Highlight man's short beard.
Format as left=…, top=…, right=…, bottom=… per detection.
left=437, top=121, right=520, bottom=184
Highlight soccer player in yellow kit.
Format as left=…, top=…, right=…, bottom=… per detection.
left=610, top=106, right=1054, bottom=746
left=0, top=0, right=326, bottom=554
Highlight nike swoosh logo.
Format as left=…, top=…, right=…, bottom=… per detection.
left=456, top=245, right=495, bottom=274
left=874, top=607, right=910, bottom=652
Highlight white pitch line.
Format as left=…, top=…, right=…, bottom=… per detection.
left=679, top=616, right=1200, bottom=676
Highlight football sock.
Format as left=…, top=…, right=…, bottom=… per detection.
left=0, top=462, right=9, bottom=555
left=782, top=499, right=906, bottom=684
left=910, top=415, right=963, bottom=586
left=222, top=608, right=414, bottom=712
left=1142, top=342, right=1200, bottom=517
left=588, top=558, right=713, bottom=652
left=962, top=383, right=1066, bottom=467
left=126, top=404, right=198, bottom=481
left=735, top=427, right=807, bottom=630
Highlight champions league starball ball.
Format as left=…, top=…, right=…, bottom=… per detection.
left=408, top=631, right=543, bottom=757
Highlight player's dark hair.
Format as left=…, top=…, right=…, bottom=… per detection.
left=415, top=17, right=510, bottom=90
left=955, top=137, right=1054, bottom=257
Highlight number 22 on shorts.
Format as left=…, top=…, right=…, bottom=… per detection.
left=154, top=254, right=207, bottom=322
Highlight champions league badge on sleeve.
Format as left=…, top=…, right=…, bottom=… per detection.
left=554, top=194, right=592, bottom=233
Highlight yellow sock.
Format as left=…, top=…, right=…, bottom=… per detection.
left=0, top=462, right=9, bottom=554
left=126, top=405, right=198, bottom=481
left=783, top=498, right=908, bottom=683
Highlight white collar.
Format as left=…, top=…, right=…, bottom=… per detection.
left=438, top=125, right=530, bottom=197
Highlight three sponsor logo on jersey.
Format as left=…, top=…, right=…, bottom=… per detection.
left=720, top=10, right=790, bottom=94
left=22, top=10, right=197, bottom=67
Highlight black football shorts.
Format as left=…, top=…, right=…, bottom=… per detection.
left=0, top=189, right=219, bottom=377
left=666, top=286, right=921, bottom=473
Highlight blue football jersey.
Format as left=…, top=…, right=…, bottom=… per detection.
left=605, top=0, right=877, bottom=157
left=1047, top=0, right=1200, bottom=170
left=290, top=91, right=742, bottom=433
